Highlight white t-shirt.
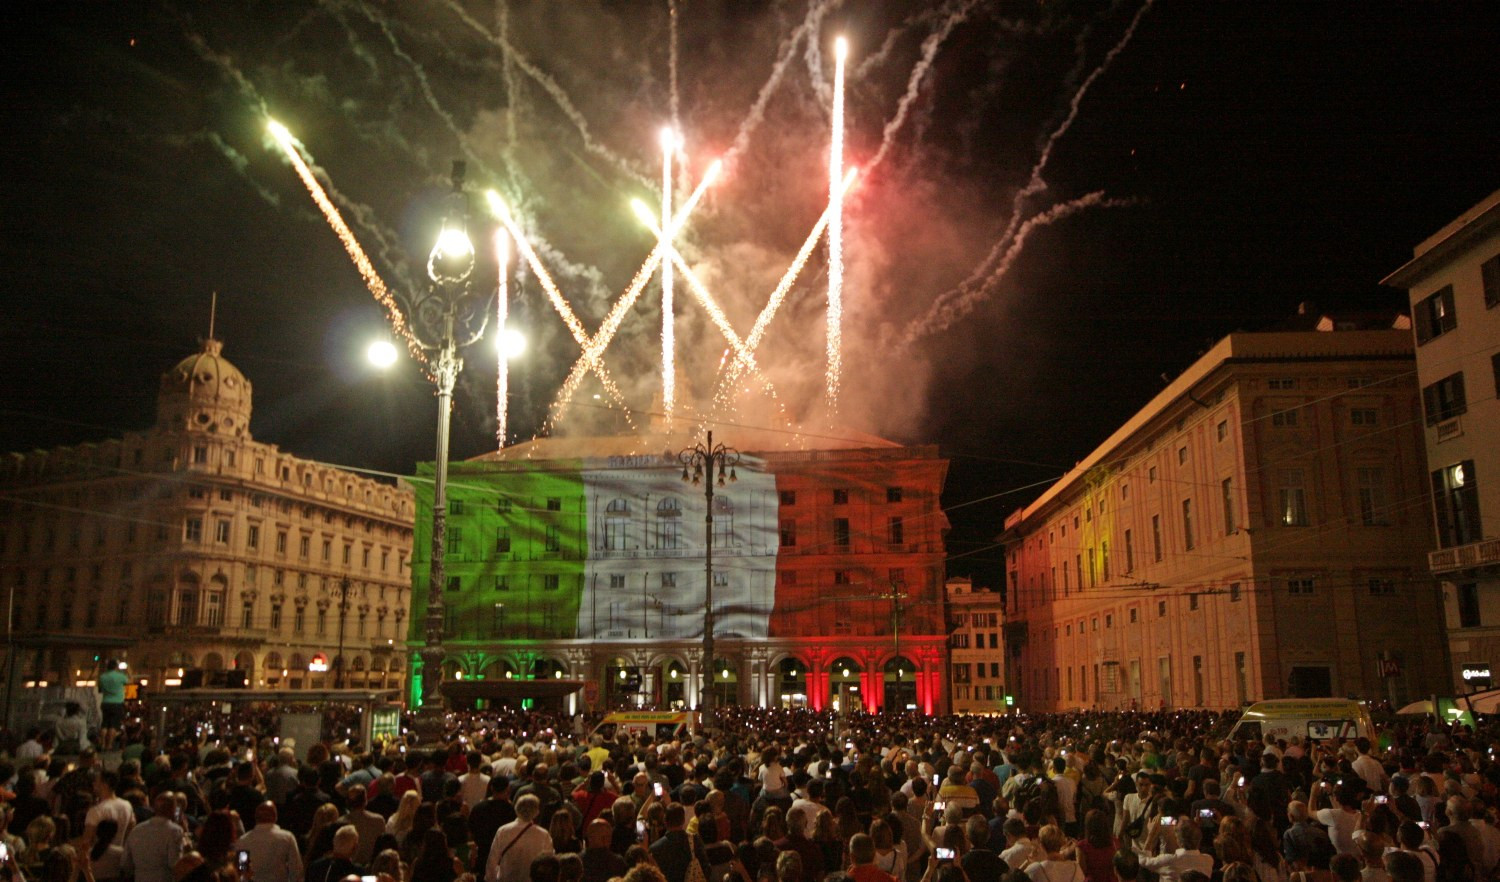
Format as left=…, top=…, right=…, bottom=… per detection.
left=1024, top=859, right=1085, bottom=882
left=86, top=796, right=135, bottom=846
left=1317, top=807, right=1360, bottom=856
left=759, top=762, right=789, bottom=796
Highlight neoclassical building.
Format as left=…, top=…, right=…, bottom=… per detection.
left=0, top=339, right=415, bottom=701
left=407, top=425, right=952, bottom=715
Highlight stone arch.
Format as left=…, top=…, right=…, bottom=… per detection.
left=234, top=651, right=255, bottom=671
left=202, top=652, right=225, bottom=672
left=264, top=652, right=284, bottom=670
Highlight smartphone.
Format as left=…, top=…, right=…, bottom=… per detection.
left=936, top=848, right=956, bottom=861
left=825, top=769, right=834, bottom=779
left=932, top=774, right=940, bottom=786
left=1375, top=795, right=1389, bottom=805
left=362, top=877, right=377, bottom=882
left=0, top=842, right=10, bottom=862
left=636, top=820, right=648, bottom=841
left=246, top=749, right=255, bottom=762
left=1199, top=809, right=1214, bottom=819
left=237, top=851, right=250, bottom=874
left=1418, top=821, right=1430, bottom=830
left=1160, top=816, right=1177, bottom=826
left=1237, top=776, right=1246, bottom=787
left=933, top=801, right=946, bottom=812
left=654, top=783, right=664, bottom=797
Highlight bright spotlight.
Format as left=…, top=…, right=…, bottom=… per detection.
left=834, top=36, right=849, bottom=61
left=366, top=339, right=399, bottom=368
left=496, top=327, right=526, bottom=360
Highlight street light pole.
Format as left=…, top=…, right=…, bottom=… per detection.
left=334, top=578, right=352, bottom=689
left=678, top=430, right=738, bottom=726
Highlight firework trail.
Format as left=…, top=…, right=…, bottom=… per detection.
left=545, top=162, right=720, bottom=425
left=907, top=0, right=1154, bottom=343
left=486, top=192, right=635, bottom=418
left=725, top=0, right=834, bottom=164
left=661, top=130, right=677, bottom=419
left=268, top=122, right=427, bottom=366
left=440, top=0, right=652, bottom=190
left=826, top=37, right=847, bottom=413
left=715, top=168, right=858, bottom=406
left=496, top=231, right=510, bottom=450
left=911, top=192, right=1136, bottom=340
left=865, top=0, right=980, bottom=175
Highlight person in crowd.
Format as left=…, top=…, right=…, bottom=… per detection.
left=235, top=802, right=303, bottom=882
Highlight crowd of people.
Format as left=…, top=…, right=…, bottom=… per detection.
left=2, top=702, right=1497, bottom=882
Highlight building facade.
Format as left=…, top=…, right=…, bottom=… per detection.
left=406, top=425, right=951, bottom=714
left=1384, top=189, right=1500, bottom=688
left=945, top=577, right=1008, bottom=714
left=999, top=316, right=1449, bottom=711
left=0, top=339, right=415, bottom=704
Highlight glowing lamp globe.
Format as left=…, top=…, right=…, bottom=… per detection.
left=366, top=339, right=399, bottom=368
left=496, top=327, right=527, bottom=360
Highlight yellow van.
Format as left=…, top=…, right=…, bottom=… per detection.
left=1229, top=698, right=1375, bottom=743
left=591, top=711, right=700, bottom=742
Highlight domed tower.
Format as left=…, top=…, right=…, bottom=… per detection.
left=156, top=338, right=253, bottom=437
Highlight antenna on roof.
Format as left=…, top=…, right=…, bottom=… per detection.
left=208, top=291, right=218, bottom=340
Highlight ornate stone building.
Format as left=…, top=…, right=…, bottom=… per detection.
left=946, top=577, right=1008, bottom=714
left=0, top=339, right=415, bottom=701
left=407, top=425, right=952, bottom=715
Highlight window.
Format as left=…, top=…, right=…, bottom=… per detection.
left=1432, top=460, right=1482, bottom=547
left=241, top=598, right=254, bottom=629
left=1101, top=541, right=1110, bottom=580
left=887, top=486, right=903, bottom=503
left=1268, top=378, right=1297, bottom=390
left=215, top=520, right=231, bottom=544
left=546, top=497, right=562, bottom=512
left=247, top=524, right=260, bottom=549
left=1272, top=408, right=1299, bottom=427
left=1458, top=583, right=1481, bottom=628
left=299, top=535, right=310, bottom=558
left=496, top=496, right=512, bottom=513
left=449, top=499, right=465, bottom=515
left=446, top=576, right=461, bottom=592
left=1189, top=593, right=1199, bottom=611
left=446, top=529, right=462, bottom=554
left=1148, top=466, right=1157, bottom=483
left=779, top=520, right=796, bottom=548
left=833, top=489, right=849, bottom=505
left=1105, top=613, right=1112, bottom=628
left=1235, top=652, right=1248, bottom=705
left=193, top=446, right=208, bottom=464
left=270, top=602, right=282, bottom=630
left=494, top=575, right=510, bottom=591
left=888, top=516, right=904, bottom=545
left=1123, top=530, right=1134, bottom=572
left=496, top=528, right=511, bottom=553
left=342, top=544, right=351, bottom=565
left=1357, top=467, right=1388, bottom=526
left=1350, top=408, right=1378, bottom=427
left=1158, top=600, right=1167, bottom=617
left=321, top=539, right=332, bottom=561
left=1061, top=561, right=1069, bottom=593
left=1151, top=515, right=1163, bottom=562
left=834, top=570, right=851, bottom=585
left=1087, top=549, right=1096, bottom=588
left=1182, top=498, right=1195, bottom=550
left=1216, top=421, right=1227, bottom=441
left=1483, top=254, right=1500, bottom=308
left=1287, top=577, right=1316, bottom=596
left=779, top=490, right=797, bottom=506
left=1177, top=446, right=1187, bottom=465
left=362, top=548, right=370, bottom=568
left=833, top=518, right=850, bottom=546
left=608, top=574, right=626, bottom=590
left=1229, top=582, right=1241, bottom=602
left=1121, top=483, right=1129, bottom=500
left=1368, top=578, right=1396, bottom=597
left=543, top=574, right=560, bottom=591
left=185, top=518, right=203, bottom=543
left=317, top=607, right=327, bottom=636
left=1279, top=470, right=1308, bottom=526
left=277, top=531, right=287, bottom=555
left=1129, top=607, right=1138, bottom=624
left=544, top=525, right=561, bottom=552
left=1220, top=477, right=1235, bottom=535
left=1422, top=372, right=1467, bottom=424
left=1414, top=284, right=1457, bottom=343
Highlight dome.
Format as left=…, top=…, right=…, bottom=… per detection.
left=156, top=339, right=253, bottom=437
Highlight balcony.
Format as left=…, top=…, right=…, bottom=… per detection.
left=1430, top=538, right=1500, bottom=575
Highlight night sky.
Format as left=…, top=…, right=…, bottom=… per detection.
left=2, top=1, right=1497, bottom=587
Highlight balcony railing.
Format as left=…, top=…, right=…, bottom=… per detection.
left=1430, top=538, right=1500, bottom=574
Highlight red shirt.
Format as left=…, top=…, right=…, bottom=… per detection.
left=851, top=865, right=898, bottom=882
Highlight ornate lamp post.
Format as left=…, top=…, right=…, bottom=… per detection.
left=409, top=162, right=495, bottom=711
left=334, top=578, right=352, bottom=689
left=678, top=431, right=738, bottom=724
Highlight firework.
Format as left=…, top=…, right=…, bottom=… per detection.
left=660, top=127, right=677, bottom=420
left=826, top=36, right=848, bottom=414
left=268, top=120, right=426, bottom=366
left=546, top=162, right=720, bottom=426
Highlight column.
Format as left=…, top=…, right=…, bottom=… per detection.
left=642, top=669, right=657, bottom=709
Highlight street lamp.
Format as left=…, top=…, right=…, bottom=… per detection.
left=333, top=578, right=352, bottom=689
left=677, top=431, right=738, bottom=724
left=404, top=161, right=496, bottom=711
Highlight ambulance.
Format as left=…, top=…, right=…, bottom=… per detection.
left=591, top=711, right=700, bottom=742
left=1228, top=698, right=1375, bottom=743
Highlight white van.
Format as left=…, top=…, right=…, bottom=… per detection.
left=1229, top=698, right=1375, bottom=743
left=591, top=711, right=700, bottom=742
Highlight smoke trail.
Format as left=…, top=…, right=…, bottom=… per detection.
left=668, top=0, right=681, bottom=132
left=205, top=132, right=285, bottom=210
left=906, top=0, right=1154, bottom=343
left=948, top=0, right=1155, bottom=300
left=802, top=0, right=838, bottom=110
left=725, top=0, right=832, bottom=164
left=865, top=0, right=980, bottom=175
left=438, top=0, right=652, bottom=190
left=853, top=6, right=944, bottom=80
left=908, top=192, right=1136, bottom=342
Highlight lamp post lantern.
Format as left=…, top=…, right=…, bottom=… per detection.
left=334, top=578, right=352, bottom=689
left=678, top=430, right=738, bottom=725
left=406, top=161, right=496, bottom=712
